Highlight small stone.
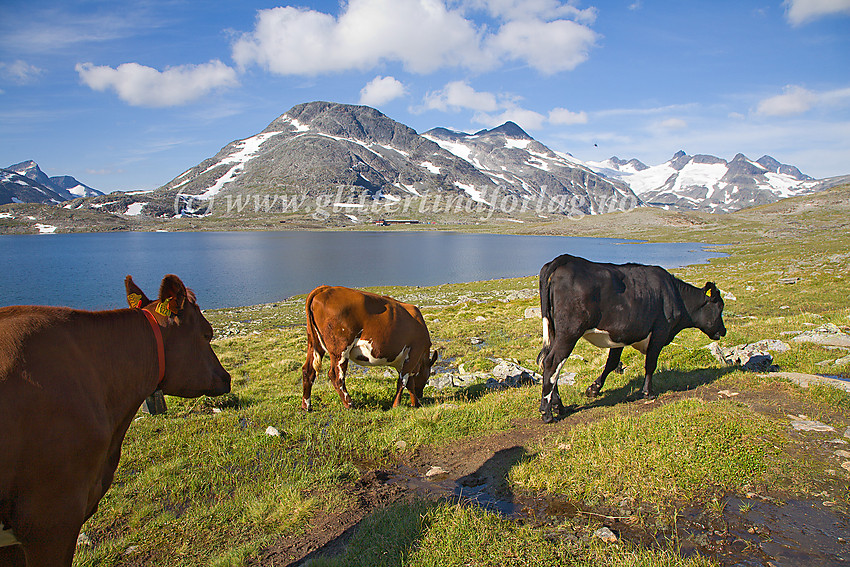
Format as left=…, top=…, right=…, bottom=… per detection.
left=475, top=315, right=486, bottom=322
left=594, top=527, right=618, bottom=543
left=470, top=337, right=484, bottom=345
left=76, top=532, right=92, bottom=547
left=835, top=450, right=850, bottom=459
left=123, top=546, right=139, bottom=556
left=395, top=440, right=407, bottom=450
left=718, top=390, right=739, bottom=398
left=842, top=462, right=850, bottom=473
left=791, top=419, right=835, bottom=432
left=524, top=306, right=542, bottom=319
left=425, top=465, right=448, bottom=477
left=265, top=426, right=281, bottom=436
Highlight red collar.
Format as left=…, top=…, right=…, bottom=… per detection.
left=140, top=308, right=165, bottom=385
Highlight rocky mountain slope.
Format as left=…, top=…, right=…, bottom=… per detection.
left=422, top=122, right=634, bottom=212
left=588, top=151, right=819, bottom=213
left=1, top=161, right=102, bottom=205
left=146, top=101, right=637, bottom=218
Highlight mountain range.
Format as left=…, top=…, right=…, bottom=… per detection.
left=587, top=152, right=820, bottom=213
left=1, top=161, right=102, bottom=205
left=154, top=101, right=635, bottom=218
left=4, top=101, right=845, bottom=219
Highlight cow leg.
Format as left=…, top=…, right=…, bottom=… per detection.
left=301, top=344, right=324, bottom=411
left=585, top=347, right=624, bottom=398
left=328, top=354, right=353, bottom=408
left=392, top=373, right=406, bottom=408
left=539, top=337, right=578, bottom=423
left=640, top=346, right=662, bottom=400
left=639, top=334, right=668, bottom=400
left=21, top=526, right=79, bottom=567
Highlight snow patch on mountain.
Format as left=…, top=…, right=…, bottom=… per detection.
left=588, top=151, right=816, bottom=213
left=195, top=131, right=284, bottom=199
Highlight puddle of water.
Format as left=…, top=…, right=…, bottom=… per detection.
left=818, top=373, right=850, bottom=383
left=669, top=497, right=850, bottom=567
left=384, top=464, right=850, bottom=567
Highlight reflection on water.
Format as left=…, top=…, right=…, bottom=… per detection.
left=0, top=231, right=723, bottom=310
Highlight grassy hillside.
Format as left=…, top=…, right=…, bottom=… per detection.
left=55, top=185, right=850, bottom=565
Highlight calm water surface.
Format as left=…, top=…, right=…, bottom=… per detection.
left=0, top=231, right=723, bottom=310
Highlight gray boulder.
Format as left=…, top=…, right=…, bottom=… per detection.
left=792, top=324, right=850, bottom=348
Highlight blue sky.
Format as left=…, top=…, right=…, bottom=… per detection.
left=1, top=0, right=849, bottom=193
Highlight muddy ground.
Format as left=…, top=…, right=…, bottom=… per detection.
left=249, top=380, right=850, bottom=567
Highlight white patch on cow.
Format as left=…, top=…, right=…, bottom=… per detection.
left=0, top=523, right=18, bottom=547
left=582, top=329, right=651, bottom=354
left=401, top=373, right=410, bottom=388
left=303, top=397, right=311, bottom=411
left=312, top=351, right=321, bottom=372
left=348, top=339, right=409, bottom=370
left=542, top=317, right=551, bottom=346
left=631, top=334, right=651, bottom=355
left=551, top=358, right=566, bottom=385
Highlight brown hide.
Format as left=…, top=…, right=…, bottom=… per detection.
left=301, top=286, right=436, bottom=410
left=0, top=275, right=230, bottom=566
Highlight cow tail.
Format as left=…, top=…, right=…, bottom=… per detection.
left=305, top=287, right=325, bottom=374
left=536, top=261, right=556, bottom=368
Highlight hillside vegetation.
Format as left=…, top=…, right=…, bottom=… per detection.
left=58, top=184, right=850, bottom=566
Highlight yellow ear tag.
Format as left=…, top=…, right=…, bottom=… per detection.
left=155, top=298, right=174, bottom=317
left=705, top=289, right=712, bottom=297
left=128, top=293, right=143, bottom=309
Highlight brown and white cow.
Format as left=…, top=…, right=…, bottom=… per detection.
left=301, top=285, right=437, bottom=410
left=0, top=275, right=230, bottom=566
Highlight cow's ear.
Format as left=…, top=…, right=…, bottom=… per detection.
left=125, top=275, right=150, bottom=308
left=158, top=274, right=188, bottom=316
left=704, top=282, right=721, bottom=302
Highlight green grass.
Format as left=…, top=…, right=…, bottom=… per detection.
left=312, top=501, right=716, bottom=567
left=510, top=398, right=786, bottom=509
left=73, top=185, right=850, bottom=566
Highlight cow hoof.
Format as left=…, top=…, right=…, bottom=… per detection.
left=541, top=411, right=556, bottom=424
left=585, top=385, right=600, bottom=398
left=639, top=392, right=657, bottom=402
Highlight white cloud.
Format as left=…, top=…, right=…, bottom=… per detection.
left=657, top=117, right=688, bottom=130
left=422, top=81, right=499, bottom=112
left=784, top=0, right=850, bottom=25
left=232, top=0, right=598, bottom=75
left=421, top=80, right=589, bottom=132
left=232, top=2, right=486, bottom=75
left=75, top=61, right=238, bottom=107
left=0, top=60, right=44, bottom=85
left=549, top=107, right=588, bottom=125
left=359, top=76, right=407, bottom=106
left=474, top=107, right=547, bottom=130
left=755, top=84, right=850, bottom=118
left=464, top=0, right=597, bottom=23
left=487, top=19, right=598, bottom=74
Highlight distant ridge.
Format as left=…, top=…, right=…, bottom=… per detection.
left=1, top=160, right=102, bottom=205
left=588, top=151, right=818, bottom=213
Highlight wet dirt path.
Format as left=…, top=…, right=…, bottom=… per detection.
left=250, top=385, right=850, bottom=567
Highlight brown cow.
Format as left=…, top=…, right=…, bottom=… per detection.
left=301, top=286, right=437, bottom=410
left=0, top=275, right=230, bottom=566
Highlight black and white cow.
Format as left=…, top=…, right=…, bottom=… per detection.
left=537, top=254, right=726, bottom=423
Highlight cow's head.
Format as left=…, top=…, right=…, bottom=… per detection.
left=411, top=350, right=439, bottom=404
left=695, top=282, right=727, bottom=341
left=126, top=274, right=231, bottom=398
